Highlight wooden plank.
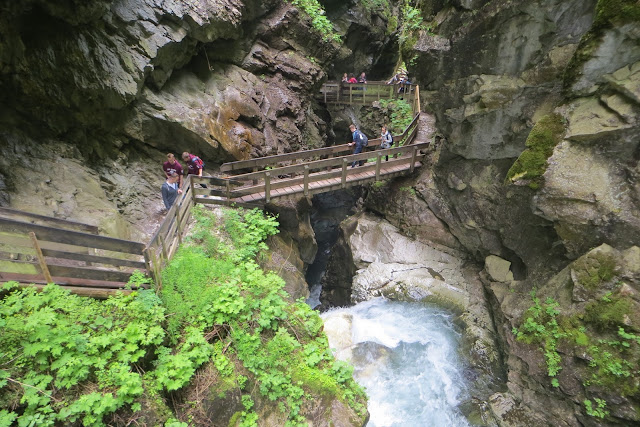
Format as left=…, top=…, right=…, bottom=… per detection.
left=41, top=249, right=146, bottom=269
left=0, top=218, right=145, bottom=254
left=0, top=207, right=98, bottom=234
left=0, top=232, right=95, bottom=254
left=47, top=265, right=136, bottom=283
left=0, top=259, right=39, bottom=275
left=0, top=272, right=140, bottom=289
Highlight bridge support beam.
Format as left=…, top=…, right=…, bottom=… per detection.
left=303, top=165, right=310, bottom=196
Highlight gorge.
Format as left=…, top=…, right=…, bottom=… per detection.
left=1, top=0, right=639, bottom=425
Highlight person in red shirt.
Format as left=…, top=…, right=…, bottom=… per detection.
left=182, top=151, right=207, bottom=188
left=162, top=153, right=183, bottom=189
left=348, top=73, right=358, bottom=83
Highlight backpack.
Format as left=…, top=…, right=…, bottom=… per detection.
left=381, top=132, right=393, bottom=149
left=191, top=155, right=204, bottom=169
left=357, top=131, right=368, bottom=147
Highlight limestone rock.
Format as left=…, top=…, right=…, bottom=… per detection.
left=485, top=255, right=514, bottom=283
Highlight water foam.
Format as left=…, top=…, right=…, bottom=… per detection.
left=323, top=298, right=470, bottom=427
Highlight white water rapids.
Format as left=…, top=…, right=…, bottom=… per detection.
left=322, top=298, right=470, bottom=427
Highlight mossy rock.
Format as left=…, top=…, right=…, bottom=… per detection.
left=563, top=0, right=640, bottom=90
left=505, top=113, right=566, bottom=187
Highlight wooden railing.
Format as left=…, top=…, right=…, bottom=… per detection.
left=317, top=81, right=421, bottom=116
left=220, top=112, right=421, bottom=174
left=0, top=207, right=148, bottom=298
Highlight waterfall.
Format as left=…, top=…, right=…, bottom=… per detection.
left=322, top=298, right=470, bottom=427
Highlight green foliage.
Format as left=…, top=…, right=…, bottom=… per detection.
left=584, top=398, right=609, bottom=419
left=157, top=207, right=367, bottom=423
left=378, top=98, right=414, bottom=135
left=0, top=284, right=165, bottom=425
left=513, top=292, right=565, bottom=378
left=515, top=287, right=640, bottom=418
left=288, top=0, right=341, bottom=43
left=0, top=206, right=366, bottom=424
left=399, top=186, right=417, bottom=196
left=506, top=114, right=565, bottom=187
left=398, top=3, right=423, bottom=47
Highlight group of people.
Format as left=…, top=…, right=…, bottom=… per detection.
left=161, top=152, right=206, bottom=211
left=386, top=72, right=411, bottom=93
left=348, top=124, right=394, bottom=168
left=341, top=72, right=367, bottom=84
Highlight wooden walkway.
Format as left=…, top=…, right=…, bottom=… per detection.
left=0, top=83, right=428, bottom=297
left=198, top=103, right=426, bottom=206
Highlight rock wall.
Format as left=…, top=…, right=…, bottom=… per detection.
left=385, top=0, right=640, bottom=424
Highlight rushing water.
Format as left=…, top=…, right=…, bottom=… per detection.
left=322, top=298, right=470, bottom=427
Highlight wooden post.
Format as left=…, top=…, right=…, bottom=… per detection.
left=410, top=146, right=418, bottom=173
left=29, top=232, right=53, bottom=284
left=150, top=247, right=162, bottom=289
left=225, top=180, right=231, bottom=206
left=341, top=158, right=348, bottom=188
left=303, top=165, right=310, bottom=196
left=253, top=166, right=258, bottom=185
left=349, top=84, right=353, bottom=105
left=159, top=235, right=169, bottom=267
left=190, top=176, right=196, bottom=204
left=375, top=152, right=382, bottom=181
left=265, top=172, right=271, bottom=203
left=175, top=202, right=183, bottom=245
left=143, top=248, right=155, bottom=285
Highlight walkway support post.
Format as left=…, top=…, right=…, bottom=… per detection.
left=341, top=159, right=348, bottom=188
left=410, top=146, right=418, bottom=173
left=303, top=165, right=310, bottom=196
left=375, top=152, right=382, bottom=181
left=265, top=172, right=271, bottom=203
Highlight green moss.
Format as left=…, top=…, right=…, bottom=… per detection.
left=292, top=365, right=341, bottom=398
left=572, top=253, right=617, bottom=290
left=584, top=296, right=631, bottom=329
left=506, top=114, right=566, bottom=185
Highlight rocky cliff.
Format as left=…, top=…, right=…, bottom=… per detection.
left=384, top=0, right=640, bottom=424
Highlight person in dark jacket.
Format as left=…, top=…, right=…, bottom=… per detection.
left=348, top=124, right=367, bottom=168
left=161, top=172, right=182, bottom=211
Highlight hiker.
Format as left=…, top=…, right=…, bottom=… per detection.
left=347, top=73, right=358, bottom=83
left=161, top=172, right=182, bottom=211
left=162, top=153, right=183, bottom=189
left=380, top=125, right=393, bottom=161
left=358, top=72, right=367, bottom=84
left=341, top=73, right=349, bottom=83
left=181, top=151, right=207, bottom=187
left=348, top=124, right=368, bottom=168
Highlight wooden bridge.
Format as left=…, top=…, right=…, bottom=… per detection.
left=0, top=82, right=429, bottom=297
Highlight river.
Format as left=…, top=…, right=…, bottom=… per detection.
left=322, top=298, right=470, bottom=426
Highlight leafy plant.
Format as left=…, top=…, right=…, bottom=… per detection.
left=287, top=0, right=341, bottom=42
